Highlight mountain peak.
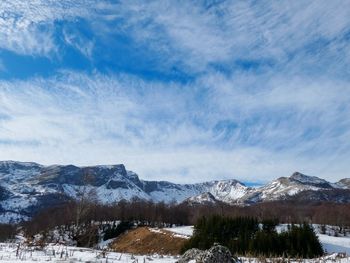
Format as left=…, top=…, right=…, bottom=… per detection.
left=289, top=172, right=333, bottom=189
left=290, top=172, right=324, bottom=183
left=0, top=160, right=42, bottom=168
left=337, top=178, right=350, bottom=188
left=290, top=171, right=308, bottom=179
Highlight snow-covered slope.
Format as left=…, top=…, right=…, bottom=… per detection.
left=0, top=161, right=349, bottom=223
left=183, top=179, right=252, bottom=205
left=241, top=172, right=335, bottom=203
left=185, top=172, right=350, bottom=205
left=205, top=179, right=250, bottom=203
left=184, top=192, right=218, bottom=205
left=337, top=178, right=350, bottom=189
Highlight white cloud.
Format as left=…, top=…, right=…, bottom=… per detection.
left=1, top=0, right=349, bottom=69
left=0, top=0, right=97, bottom=56
left=0, top=71, right=349, bottom=183
left=103, top=0, right=350, bottom=72
left=63, top=27, right=94, bottom=58
left=0, top=1, right=349, bottom=184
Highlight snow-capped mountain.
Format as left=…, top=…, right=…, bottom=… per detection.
left=0, top=161, right=349, bottom=223
left=184, top=172, right=350, bottom=205
left=240, top=172, right=335, bottom=203
left=0, top=161, right=250, bottom=222
left=336, top=178, right=350, bottom=189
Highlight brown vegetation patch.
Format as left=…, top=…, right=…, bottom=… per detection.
left=110, top=227, right=187, bottom=255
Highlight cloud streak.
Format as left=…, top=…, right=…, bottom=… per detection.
left=0, top=0, right=99, bottom=56
left=0, top=70, right=349, bottom=183
left=0, top=1, right=349, bottom=183
left=98, top=1, right=350, bottom=73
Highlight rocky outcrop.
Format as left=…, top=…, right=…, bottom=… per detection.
left=177, top=244, right=237, bottom=263
left=177, top=248, right=204, bottom=263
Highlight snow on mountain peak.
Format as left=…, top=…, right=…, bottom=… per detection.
left=208, top=180, right=249, bottom=202
left=185, top=192, right=217, bottom=205
left=336, top=178, right=350, bottom=189
left=290, top=172, right=329, bottom=185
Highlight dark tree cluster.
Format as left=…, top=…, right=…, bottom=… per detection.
left=103, top=221, right=133, bottom=241
left=182, top=215, right=324, bottom=258
left=73, top=222, right=99, bottom=247
left=250, top=223, right=323, bottom=258
left=0, top=224, right=16, bottom=241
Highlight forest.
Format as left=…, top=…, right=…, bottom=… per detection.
left=1, top=198, right=350, bottom=246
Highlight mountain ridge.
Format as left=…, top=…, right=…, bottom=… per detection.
left=0, top=161, right=349, bottom=223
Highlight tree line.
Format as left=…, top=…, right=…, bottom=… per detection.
left=182, top=215, right=324, bottom=258
left=1, top=198, right=349, bottom=243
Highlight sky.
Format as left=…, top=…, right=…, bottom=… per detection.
left=0, top=1, right=350, bottom=184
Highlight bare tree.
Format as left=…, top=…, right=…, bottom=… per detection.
left=75, top=168, right=98, bottom=228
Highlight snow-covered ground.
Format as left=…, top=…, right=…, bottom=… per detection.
left=0, top=243, right=178, bottom=262
left=0, top=225, right=349, bottom=262
left=0, top=243, right=349, bottom=262
left=239, top=254, right=350, bottom=263
left=164, top=226, right=194, bottom=238
left=320, top=234, right=350, bottom=255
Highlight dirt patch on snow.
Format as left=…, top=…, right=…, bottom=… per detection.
left=110, top=227, right=187, bottom=255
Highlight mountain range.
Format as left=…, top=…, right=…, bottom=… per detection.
left=0, top=161, right=349, bottom=223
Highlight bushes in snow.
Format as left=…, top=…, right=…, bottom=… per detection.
left=183, top=215, right=323, bottom=258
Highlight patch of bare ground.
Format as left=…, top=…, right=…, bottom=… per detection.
left=110, top=227, right=187, bottom=255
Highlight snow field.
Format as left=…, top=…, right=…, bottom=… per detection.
left=0, top=243, right=178, bottom=262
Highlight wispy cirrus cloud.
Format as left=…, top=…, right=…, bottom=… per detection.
left=98, top=1, right=350, bottom=74
left=1, top=1, right=349, bottom=75
left=0, top=0, right=98, bottom=56
left=0, top=1, right=349, bottom=183
left=0, top=70, right=349, bottom=183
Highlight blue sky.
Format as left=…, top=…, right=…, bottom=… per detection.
left=0, top=1, right=350, bottom=183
